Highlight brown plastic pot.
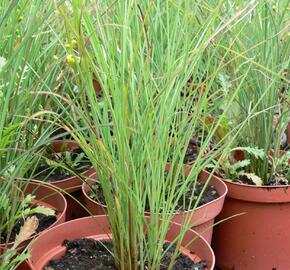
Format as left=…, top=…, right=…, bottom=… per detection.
left=212, top=173, right=290, bottom=269
left=27, top=215, right=215, bottom=270
left=0, top=180, right=66, bottom=250
left=82, top=167, right=227, bottom=244
left=170, top=169, right=227, bottom=244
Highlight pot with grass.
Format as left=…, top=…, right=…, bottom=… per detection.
left=55, top=0, right=261, bottom=268
left=31, top=140, right=94, bottom=220
left=82, top=172, right=106, bottom=216
left=27, top=215, right=215, bottom=270
left=0, top=180, right=66, bottom=250
left=82, top=168, right=227, bottom=244
left=210, top=2, right=290, bottom=267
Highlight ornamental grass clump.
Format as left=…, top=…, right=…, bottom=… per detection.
left=40, top=1, right=261, bottom=269
left=216, top=0, right=289, bottom=185
left=0, top=0, right=68, bottom=268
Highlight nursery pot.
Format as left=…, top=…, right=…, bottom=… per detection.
left=82, top=168, right=227, bottom=244
left=0, top=180, right=66, bottom=250
left=212, top=175, right=290, bottom=270
left=46, top=140, right=95, bottom=220
left=170, top=169, right=227, bottom=244
left=27, top=215, right=215, bottom=270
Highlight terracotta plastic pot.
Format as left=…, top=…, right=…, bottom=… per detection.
left=171, top=169, right=227, bottom=244
left=27, top=215, right=215, bottom=270
left=212, top=175, right=290, bottom=270
left=17, top=260, right=33, bottom=270
left=0, top=180, right=66, bottom=250
left=43, top=140, right=95, bottom=220
left=83, top=168, right=227, bottom=244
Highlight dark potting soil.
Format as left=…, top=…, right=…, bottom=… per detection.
left=177, top=181, right=219, bottom=209
left=0, top=213, right=56, bottom=244
left=236, top=173, right=289, bottom=186
left=44, top=239, right=207, bottom=270
left=35, top=148, right=91, bottom=182
left=183, top=135, right=217, bottom=164
left=267, top=172, right=289, bottom=186
left=89, top=179, right=219, bottom=210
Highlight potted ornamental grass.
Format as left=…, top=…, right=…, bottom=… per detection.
left=210, top=1, right=290, bottom=269
left=0, top=0, right=92, bottom=222
left=0, top=1, right=69, bottom=268
left=27, top=1, right=261, bottom=269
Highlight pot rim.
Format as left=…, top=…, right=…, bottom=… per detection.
left=222, top=177, right=290, bottom=189
left=27, top=215, right=215, bottom=270
left=215, top=174, right=290, bottom=203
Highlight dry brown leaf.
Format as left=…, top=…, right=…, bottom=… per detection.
left=13, top=216, right=39, bottom=248
left=241, top=173, right=263, bottom=186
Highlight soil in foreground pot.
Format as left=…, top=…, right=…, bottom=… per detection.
left=44, top=238, right=207, bottom=270
left=0, top=213, right=56, bottom=244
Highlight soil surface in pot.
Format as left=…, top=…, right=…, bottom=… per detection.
left=34, top=148, right=91, bottom=182
left=214, top=151, right=290, bottom=186
left=176, top=180, right=219, bottom=209
left=183, top=134, right=217, bottom=164
left=44, top=238, right=207, bottom=270
left=0, top=213, right=56, bottom=244
left=89, top=179, right=219, bottom=210
left=237, top=173, right=289, bottom=186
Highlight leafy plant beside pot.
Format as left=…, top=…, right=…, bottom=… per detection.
left=27, top=140, right=95, bottom=220
left=210, top=1, right=290, bottom=268
left=0, top=179, right=67, bottom=250
left=82, top=168, right=227, bottom=244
